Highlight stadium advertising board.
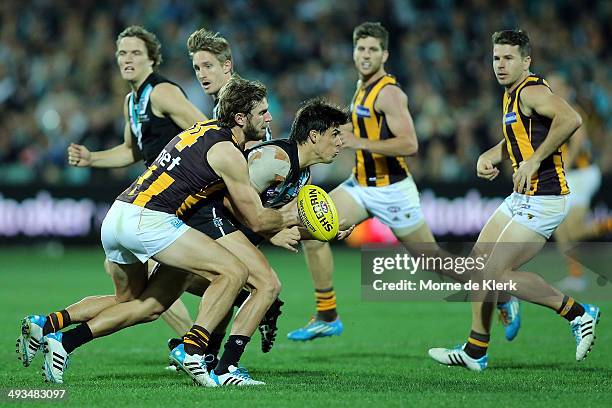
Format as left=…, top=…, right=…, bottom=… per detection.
left=1, top=180, right=610, bottom=244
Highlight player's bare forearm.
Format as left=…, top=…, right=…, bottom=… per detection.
left=480, top=139, right=508, bottom=165
left=356, top=137, right=418, bottom=156
left=90, top=144, right=137, bottom=168
left=247, top=207, right=298, bottom=234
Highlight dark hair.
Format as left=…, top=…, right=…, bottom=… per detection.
left=116, top=26, right=162, bottom=68
left=187, top=28, right=232, bottom=65
left=217, top=76, right=267, bottom=128
left=289, top=98, right=350, bottom=145
left=353, top=21, right=389, bottom=51
left=492, top=30, right=531, bottom=57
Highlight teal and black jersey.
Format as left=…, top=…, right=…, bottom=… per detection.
left=127, top=72, right=187, bottom=166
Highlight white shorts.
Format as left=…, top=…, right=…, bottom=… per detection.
left=496, top=192, right=569, bottom=239
left=565, top=165, right=601, bottom=208
left=101, top=201, right=189, bottom=264
left=339, top=175, right=425, bottom=232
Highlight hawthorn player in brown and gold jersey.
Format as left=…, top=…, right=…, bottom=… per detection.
left=292, top=22, right=442, bottom=341
left=429, top=30, right=600, bottom=372
left=350, top=74, right=411, bottom=187
left=501, top=74, right=569, bottom=195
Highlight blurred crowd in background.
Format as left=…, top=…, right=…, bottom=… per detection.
left=1, top=0, right=610, bottom=187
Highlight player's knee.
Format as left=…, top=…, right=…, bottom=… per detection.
left=115, top=291, right=136, bottom=303
left=103, top=259, right=113, bottom=277
left=268, top=275, right=282, bottom=299
left=486, top=266, right=505, bottom=280
left=499, top=269, right=515, bottom=283
left=252, top=271, right=281, bottom=301
left=223, top=260, right=249, bottom=289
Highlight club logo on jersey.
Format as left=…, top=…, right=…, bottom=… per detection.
left=355, top=105, right=371, bottom=118
left=504, top=112, right=517, bottom=125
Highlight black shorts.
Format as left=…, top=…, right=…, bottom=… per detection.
left=224, top=211, right=265, bottom=246
left=184, top=200, right=238, bottom=240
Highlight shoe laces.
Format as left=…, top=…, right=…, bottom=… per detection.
left=452, top=344, right=464, bottom=352
left=233, top=366, right=253, bottom=380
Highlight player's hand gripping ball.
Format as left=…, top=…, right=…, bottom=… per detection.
left=297, top=185, right=339, bottom=241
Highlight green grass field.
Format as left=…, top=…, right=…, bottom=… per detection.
left=1, top=246, right=611, bottom=407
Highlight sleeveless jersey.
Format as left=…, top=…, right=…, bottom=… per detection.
left=117, top=120, right=240, bottom=217
left=502, top=74, right=569, bottom=195
left=351, top=74, right=411, bottom=187
left=246, top=139, right=310, bottom=208
left=127, top=72, right=186, bottom=166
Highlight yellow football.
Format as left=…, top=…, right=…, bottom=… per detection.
left=297, top=185, right=339, bottom=241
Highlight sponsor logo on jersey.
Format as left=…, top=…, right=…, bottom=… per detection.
left=504, top=112, right=517, bottom=125
left=355, top=105, right=371, bottom=118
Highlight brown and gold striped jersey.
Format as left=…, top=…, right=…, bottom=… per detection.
left=117, top=120, right=240, bottom=217
left=502, top=74, right=569, bottom=195
left=351, top=74, right=410, bottom=187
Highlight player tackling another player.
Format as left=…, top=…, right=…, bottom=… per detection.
left=22, top=77, right=297, bottom=386
left=428, top=30, right=600, bottom=371
left=17, top=75, right=352, bottom=385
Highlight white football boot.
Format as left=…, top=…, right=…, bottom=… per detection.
left=16, top=315, right=46, bottom=367
left=428, top=344, right=488, bottom=372
left=210, top=365, right=265, bottom=386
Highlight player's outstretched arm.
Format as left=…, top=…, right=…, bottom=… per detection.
left=513, top=85, right=582, bottom=193
left=208, top=142, right=299, bottom=233
left=341, top=85, right=418, bottom=156
left=151, top=83, right=207, bottom=130
left=67, top=98, right=140, bottom=168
